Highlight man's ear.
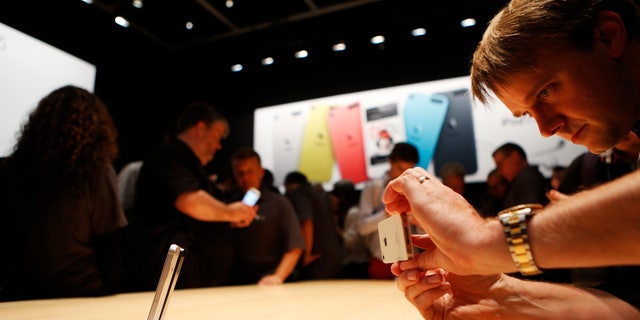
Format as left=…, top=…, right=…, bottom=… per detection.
left=593, top=11, right=628, bottom=58
left=195, top=121, right=207, bottom=136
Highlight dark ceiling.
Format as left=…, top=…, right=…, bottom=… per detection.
left=0, top=0, right=509, bottom=78
left=0, top=0, right=510, bottom=167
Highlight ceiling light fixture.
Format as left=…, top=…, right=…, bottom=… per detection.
left=231, top=64, right=243, bottom=72
left=332, top=42, right=346, bottom=52
left=262, top=57, right=274, bottom=65
left=132, top=0, right=143, bottom=9
left=81, top=0, right=93, bottom=4
left=185, top=21, right=194, bottom=30
left=115, top=16, right=130, bottom=28
left=411, top=28, right=426, bottom=37
left=294, top=50, right=308, bottom=59
left=370, top=35, right=385, bottom=45
left=226, top=0, right=234, bottom=8
left=460, top=18, right=476, bottom=28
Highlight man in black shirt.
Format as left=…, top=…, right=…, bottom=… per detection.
left=133, top=102, right=256, bottom=290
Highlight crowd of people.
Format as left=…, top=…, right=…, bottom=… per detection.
left=0, top=87, right=551, bottom=299
left=3, top=86, right=636, bottom=307
left=2, top=1, right=640, bottom=318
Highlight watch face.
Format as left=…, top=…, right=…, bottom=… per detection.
left=497, top=203, right=543, bottom=216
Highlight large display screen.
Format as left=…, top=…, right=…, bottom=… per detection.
left=254, top=76, right=587, bottom=187
left=0, top=22, right=96, bottom=157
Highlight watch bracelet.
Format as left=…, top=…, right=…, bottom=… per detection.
left=498, top=204, right=543, bottom=276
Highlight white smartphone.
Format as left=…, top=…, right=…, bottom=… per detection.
left=272, top=109, right=307, bottom=186
left=377, top=213, right=414, bottom=263
left=242, top=187, right=264, bottom=220
left=242, top=187, right=261, bottom=206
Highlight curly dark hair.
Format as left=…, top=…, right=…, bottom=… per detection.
left=9, top=85, right=118, bottom=184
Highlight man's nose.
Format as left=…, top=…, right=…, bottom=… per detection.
left=534, top=113, right=563, bottom=138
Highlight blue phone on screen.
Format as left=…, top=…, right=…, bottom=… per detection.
left=403, top=93, right=449, bottom=169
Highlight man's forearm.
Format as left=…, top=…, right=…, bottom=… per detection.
left=174, top=189, right=231, bottom=221
left=501, top=274, right=640, bottom=319
left=301, top=219, right=314, bottom=258
left=274, top=248, right=303, bottom=280
left=477, top=169, right=640, bottom=276
left=530, top=170, right=640, bottom=269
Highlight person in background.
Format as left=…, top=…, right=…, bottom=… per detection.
left=492, top=142, right=549, bottom=209
left=261, top=168, right=281, bottom=194
left=549, top=165, right=567, bottom=191
left=133, top=101, right=256, bottom=290
left=387, top=0, right=640, bottom=317
left=358, top=142, right=419, bottom=279
left=284, top=171, right=343, bottom=280
left=438, top=162, right=466, bottom=196
left=476, top=168, right=509, bottom=218
left=0, top=85, right=127, bottom=301
left=556, top=131, right=640, bottom=196
left=117, top=160, right=144, bottom=214
left=229, top=147, right=304, bottom=286
left=328, top=180, right=369, bottom=279
left=116, top=160, right=145, bottom=292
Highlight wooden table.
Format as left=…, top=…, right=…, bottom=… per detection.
left=0, top=279, right=421, bottom=319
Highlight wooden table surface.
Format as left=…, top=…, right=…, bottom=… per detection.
left=0, top=279, right=421, bottom=319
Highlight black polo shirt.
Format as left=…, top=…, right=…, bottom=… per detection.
left=135, top=139, right=234, bottom=289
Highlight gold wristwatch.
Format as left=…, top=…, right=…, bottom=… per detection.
left=497, top=203, right=543, bottom=276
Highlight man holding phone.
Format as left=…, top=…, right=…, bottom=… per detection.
left=386, top=0, right=640, bottom=318
left=230, top=147, right=305, bottom=285
left=133, top=102, right=256, bottom=290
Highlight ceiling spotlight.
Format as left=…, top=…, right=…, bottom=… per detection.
left=332, top=42, right=346, bottom=52
left=185, top=21, right=194, bottom=30
left=132, top=0, right=143, bottom=8
left=411, top=28, right=427, bottom=37
left=231, top=64, right=243, bottom=72
left=115, top=16, right=130, bottom=28
left=81, top=0, right=93, bottom=4
left=370, top=35, right=385, bottom=45
left=226, top=0, right=234, bottom=8
left=460, top=18, right=476, bottom=28
left=294, top=50, right=308, bottom=59
left=262, top=57, right=274, bottom=66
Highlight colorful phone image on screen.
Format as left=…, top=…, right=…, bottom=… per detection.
left=298, top=104, right=335, bottom=182
left=363, top=103, right=406, bottom=179
left=433, top=88, right=478, bottom=176
left=403, top=93, right=449, bottom=170
left=272, top=108, right=307, bottom=185
left=327, top=102, right=368, bottom=183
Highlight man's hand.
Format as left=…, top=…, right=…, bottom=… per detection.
left=229, top=201, right=257, bottom=228
left=383, top=167, right=516, bottom=275
left=258, top=274, right=284, bottom=286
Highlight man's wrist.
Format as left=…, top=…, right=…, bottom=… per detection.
left=487, top=218, right=520, bottom=274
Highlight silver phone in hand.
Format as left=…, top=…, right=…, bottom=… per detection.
left=378, top=213, right=414, bottom=263
left=148, top=244, right=185, bottom=320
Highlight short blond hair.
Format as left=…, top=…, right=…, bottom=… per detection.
left=471, top=0, right=640, bottom=104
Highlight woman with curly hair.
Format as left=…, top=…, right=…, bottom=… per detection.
left=0, top=85, right=128, bottom=301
